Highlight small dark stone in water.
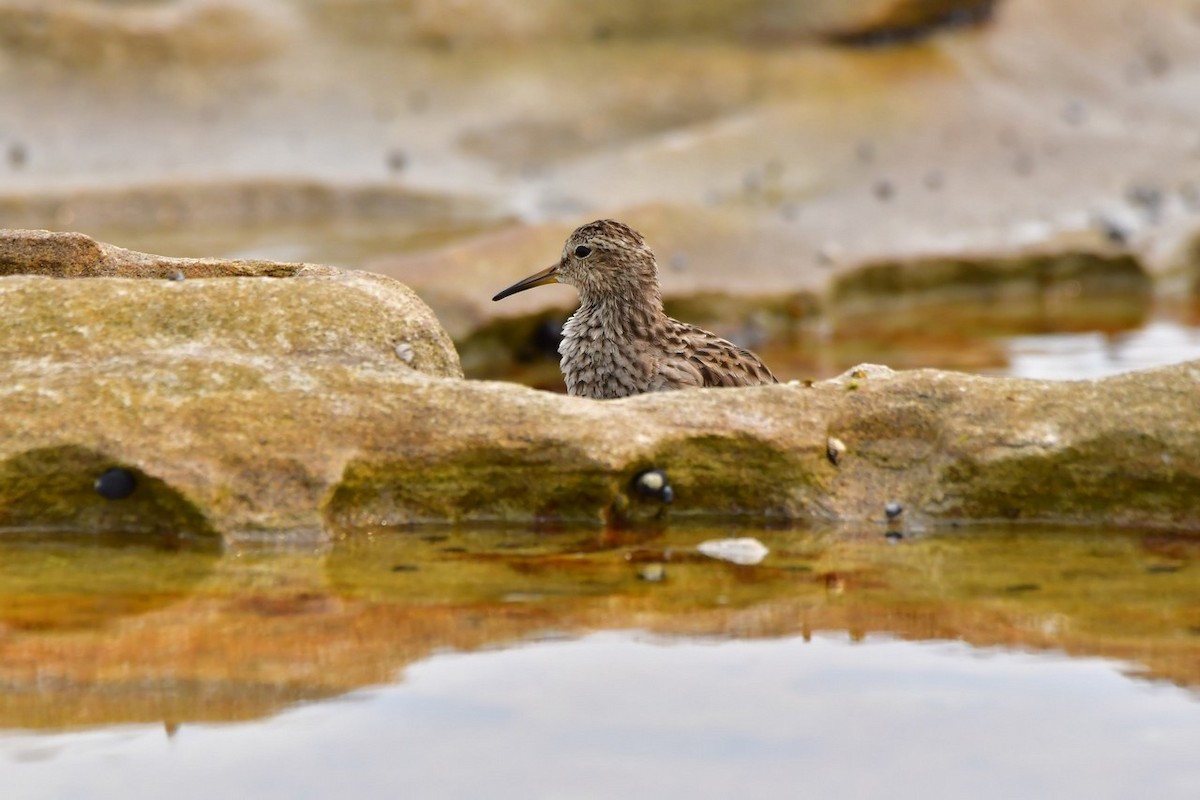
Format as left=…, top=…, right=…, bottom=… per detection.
left=1062, top=99, right=1087, bottom=127
left=420, top=534, right=448, bottom=543
left=391, top=564, right=419, bottom=572
left=1146, top=563, right=1182, bottom=574
left=8, top=142, right=28, bottom=168
left=95, top=467, right=137, bottom=500
left=884, top=531, right=904, bottom=542
left=1094, top=216, right=1130, bottom=245
left=884, top=501, right=903, bottom=519
left=1180, top=182, right=1200, bottom=212
left=439, top=546, right=467, bottom=554
left=816, top=242, right=842, bottom=267
left=634, top=469, right=673, bottom=504
left=1004, top=583, right=1040, bottom=593
left=386, top=149, right=408, bottom=173
left=873, top=179, right=894, bottom=201
left=1012, top=152, right=1035, bottom=176
left=1126, top=183, right=1165, bottom=223
left=1142, top=47, right=1171, bottom=78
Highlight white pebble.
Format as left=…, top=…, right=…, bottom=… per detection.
left=697, top=537, right=769, bottom=566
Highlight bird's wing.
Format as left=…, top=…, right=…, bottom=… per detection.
left=656, top=321, right=778, bottom=389
left=652, top=356, right=705, bottom=390
left=692, top=338, right=778, bottom=387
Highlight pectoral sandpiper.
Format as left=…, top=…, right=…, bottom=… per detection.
left=492, top=219, right=777, bottom=399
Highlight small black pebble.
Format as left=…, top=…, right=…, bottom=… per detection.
left=439, top=546, right=467, bottom=554
left=884, top=501, right=903, bottom=519
left=94, top=467, right=137, bottom=500
left=391, top=564, right=419, bottom=573
left=1095, top=217, right=1130, bottom=245
left=1004, top=583, right=1040, bottom=593
left=633, top=468, right=673, bottom=503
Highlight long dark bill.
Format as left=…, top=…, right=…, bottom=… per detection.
left=492, top=264, right=559, bottom=301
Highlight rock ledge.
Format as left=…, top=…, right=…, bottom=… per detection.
left=2, top=230, right=1197, bottom=541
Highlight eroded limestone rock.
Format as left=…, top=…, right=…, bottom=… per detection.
left=2, top=231, right=1197, bottom=541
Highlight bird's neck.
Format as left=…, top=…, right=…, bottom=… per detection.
left=574, top=283, right=666, bottom=340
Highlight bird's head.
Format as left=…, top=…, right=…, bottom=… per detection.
left=492, top=219, right=660, bottom=304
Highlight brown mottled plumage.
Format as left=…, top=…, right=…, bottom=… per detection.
left=492, top=219, right=777, bottom=399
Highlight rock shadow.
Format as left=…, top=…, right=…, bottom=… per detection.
left=0, top=445, right=217, bottom=540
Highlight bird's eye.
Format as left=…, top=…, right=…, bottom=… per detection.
left=574, top=245, right=592, bottom=258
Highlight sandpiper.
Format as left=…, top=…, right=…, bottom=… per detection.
left=492, top=219, right=778, bottom=399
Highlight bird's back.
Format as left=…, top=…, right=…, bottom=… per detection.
left=648, top=316, right=777, bottom=392
left=560, top=306, right=775, bottom=398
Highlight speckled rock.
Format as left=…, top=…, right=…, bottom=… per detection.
left=0, top=0, right=286, bottom=69
left=0, top=227, right=339, bottom=278
left=2, top=233, right=1199, bottom=540
left=0, top=231, right=462, bottom=538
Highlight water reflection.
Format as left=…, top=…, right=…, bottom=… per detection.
left=1, top=524, right=1197, bottom=736
left=1006, top=320, right=1200, bottom=379
left=5, top=633, right=1199, bottom=800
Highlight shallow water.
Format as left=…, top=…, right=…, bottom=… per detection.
left=1005, top=319, right=1200, bottom=380
left=2, top=524, right=1198, bottom=799
left=7, top=634, right=1199, bottom=800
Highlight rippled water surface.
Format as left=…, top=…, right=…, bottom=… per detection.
left=2, top=524, right=1198, bottom=799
